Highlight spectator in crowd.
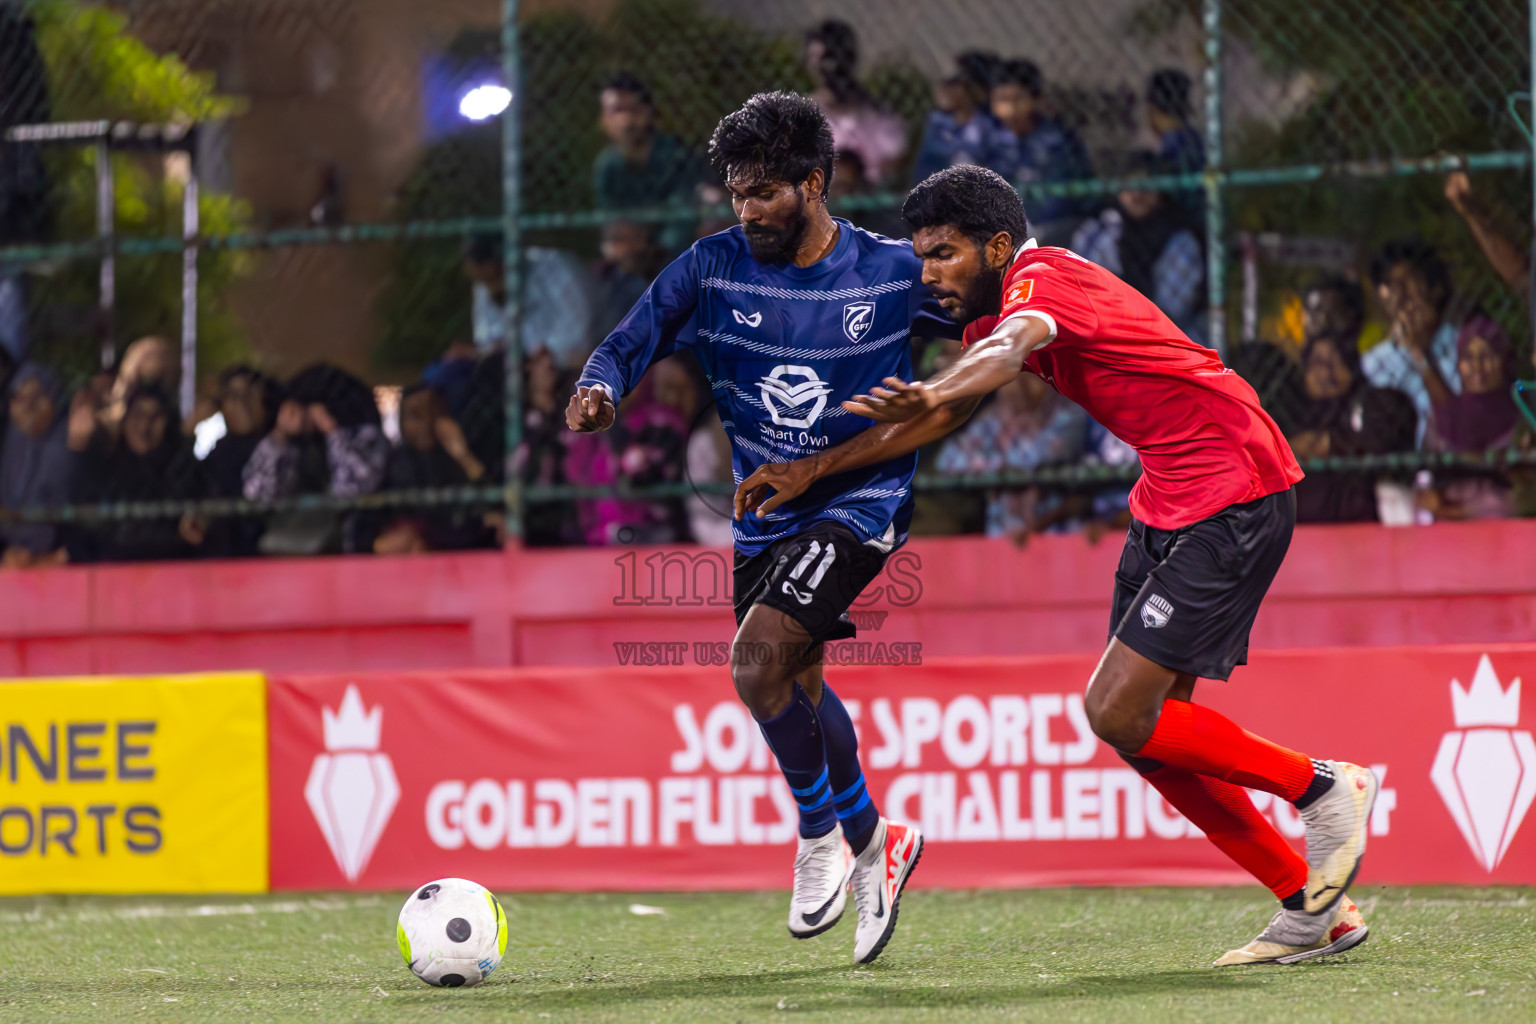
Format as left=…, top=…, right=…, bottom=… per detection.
left=563, top=358, right=692, bottom=545
left=0, top=364, right=70, bottom=567
left=593, top=219, right=660, bottom=338
left=1146, top=68, right=1203, bottom=213
left=1364, top=237, right=1461, bottom=445
left=244, top=363, right=388, bottom=555
left=911, top=51, right=1003, bottom=184
left=804, top=20, right=908, bottom=186
left=827, top=150, right=907, bottom=238
left=685, top=402, right=736, bottom=548
left=1446, top=171, right=1530, bottom=306
left=373, top=384, right=496, bottom=554
left=987, top=59, right=1093, bottom=244
left=1417, top=315, right=1521, bottom=520
left=0, top=0, right=50, bottom=365
left=1080, top=418, right=1140, bottom=543
left=934, top=372, right=1087, bottom=543
left=463, top=233, right=595, bottom=372
left=1303, top=274, right=1366, bottom=352
left=694, top=181, right=737, bottom=239
left=1234, top=274, right=1368, bottom=437
left=516, top=347, right=579, bottom=546
left=0, top=344, right=15, bottom=424
left=200, top=365, right=275, bottom=556
left=68, top=383, right=206, bottom=562
left=1288, top=333, right=1416, bottom=523
left=1071, top=152, right=1206, bottom=346
left=593, top=72, right=703, bottom=255
left=109, top=335, right=181, bottom=420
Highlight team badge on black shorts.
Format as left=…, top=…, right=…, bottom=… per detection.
left=1140, top=594, right=1174, bottom=629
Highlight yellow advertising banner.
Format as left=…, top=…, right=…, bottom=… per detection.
left=0, top=673, right=267, bottom=893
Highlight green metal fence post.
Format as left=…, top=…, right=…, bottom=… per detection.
left=502, top=0, right=525, bottom=542
left=1203, top=0, right=1225, bottom=358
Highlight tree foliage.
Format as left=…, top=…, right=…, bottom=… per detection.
left=25, top=0, right=252, bottom=383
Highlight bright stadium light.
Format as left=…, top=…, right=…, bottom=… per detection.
left=458, top=84, right=512, bottom=121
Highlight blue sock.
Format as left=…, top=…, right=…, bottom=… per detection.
left=818, top=682, right=880, bottom=855
left=756, top=683, right=836, bottom=838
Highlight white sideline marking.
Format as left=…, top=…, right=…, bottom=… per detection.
left=0, top=896, right=383, bottom=924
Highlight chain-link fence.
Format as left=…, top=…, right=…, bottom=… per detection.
left=0, top=0, right=1533, bottom=562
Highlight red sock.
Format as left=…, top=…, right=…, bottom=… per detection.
left=1144, top=764, right=1307, bottom=901
left=1135, top=699, right=1314, bottom=801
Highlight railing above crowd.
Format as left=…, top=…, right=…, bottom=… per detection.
left=0, top=0, right=1534, bottom=567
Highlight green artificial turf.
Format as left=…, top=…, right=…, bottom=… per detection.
left=0, top=887, right=1531, bottom=1022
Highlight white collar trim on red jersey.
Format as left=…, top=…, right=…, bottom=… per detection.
left=1010, top=239, right=1039, bottom=267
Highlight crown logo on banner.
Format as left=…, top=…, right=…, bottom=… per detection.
left=1431, top=655, right=1536, bottom=873
left=1451, top=656, right=1522, bottom=728
left=306, top=684, right=398, bottom=882
left=322, top=684, right=384, bottom=751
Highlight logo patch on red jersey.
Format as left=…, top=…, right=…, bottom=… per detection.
left=1004, top=278, right=1034, bottom=308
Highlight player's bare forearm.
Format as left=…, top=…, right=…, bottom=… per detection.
left=733, top=396, right=979, bottom=521
left=842, top=317, right=1049, bottom=426
left=815, top=396, right=981, bottom=478
left=922, top=316, right=1047, bottom=406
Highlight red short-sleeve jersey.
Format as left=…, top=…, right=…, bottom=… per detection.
left=961, top=243, right=1302, bottom=529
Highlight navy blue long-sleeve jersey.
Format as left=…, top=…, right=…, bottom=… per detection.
left=577, top=219, right=955, bottom=556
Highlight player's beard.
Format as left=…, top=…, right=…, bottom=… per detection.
left=743, top=194, right=810, bottom=264
left=943, top=265, right=1005, bottom=325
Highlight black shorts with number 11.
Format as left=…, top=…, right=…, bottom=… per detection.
left=732, top=521, right=889, bottom=644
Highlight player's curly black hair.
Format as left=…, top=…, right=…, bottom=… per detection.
left=707, top=91, right=835, bottom=194
left=902, top=165, right=1031, bottom=251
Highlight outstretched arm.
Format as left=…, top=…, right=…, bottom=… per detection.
left=566, top=246, right=700, bottom=433
left=733, top=395, right=981, bottom=520
left=1446, top=171, right=1532, bottom=300
left=844, top=313, right=1051, bottom=420
left=733, top=314, right=1052, bottom=519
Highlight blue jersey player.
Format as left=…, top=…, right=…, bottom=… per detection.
left=567, top=92, right=953, bottom=964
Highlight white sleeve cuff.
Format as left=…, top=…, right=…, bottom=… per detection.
left=1000, top=309, right=1058, bottom=347
left=577, top=380, right=617, bottom=403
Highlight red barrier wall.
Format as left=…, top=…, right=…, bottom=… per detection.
left=0, top=519, right=1533, bottom=677
left=268, top=646, right=1536, bottom=891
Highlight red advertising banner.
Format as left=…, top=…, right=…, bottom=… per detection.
left=268, top=646, right=1536, bottom=891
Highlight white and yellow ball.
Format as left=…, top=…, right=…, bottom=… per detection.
left=397, top=877, right=508, bottom=987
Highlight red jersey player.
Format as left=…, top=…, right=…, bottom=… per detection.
left=734, top=165, right=1378, bottom=967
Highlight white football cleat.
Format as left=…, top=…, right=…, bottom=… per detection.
left=1213, top=895, right=1369, bottom=966
left=1300, top=761, right=1379, bottom=915
left=787, top=827, right=854, bottom=938
left=850, top=817, right=923, bottom=964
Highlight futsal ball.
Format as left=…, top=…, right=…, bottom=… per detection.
left=397, top=877, right=508, bottom=987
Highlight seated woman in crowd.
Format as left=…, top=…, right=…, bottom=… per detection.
left=201, top=365, right=276, bottom=556
left=69, top=383, right=207, bottom=562
left=1418, top=314, right=1522, bottom=520
left=0, top=365, right=72, bottom=567
left=934, top=371, right=1086, bottom=543
left=1288, top=333, right=1417, bottom=523
left=563, top=357, right=694, bottom=546
left=243, top=363, right=388, bottom=554
left=1072, top=152, right=1207, bottom=347
left=373, top=384, right=496, bottom=554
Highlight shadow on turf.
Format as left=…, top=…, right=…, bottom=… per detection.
left=472, top=963, right=1323, bottom=1011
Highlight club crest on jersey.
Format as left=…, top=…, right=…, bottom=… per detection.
left=759, top=364, right=834, bottom=429
left=1140, top=594, right=1173, bottom=629
left=843, top=301, right=875, bottom=342
left=1005, top=279, right=1034, bottom=307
